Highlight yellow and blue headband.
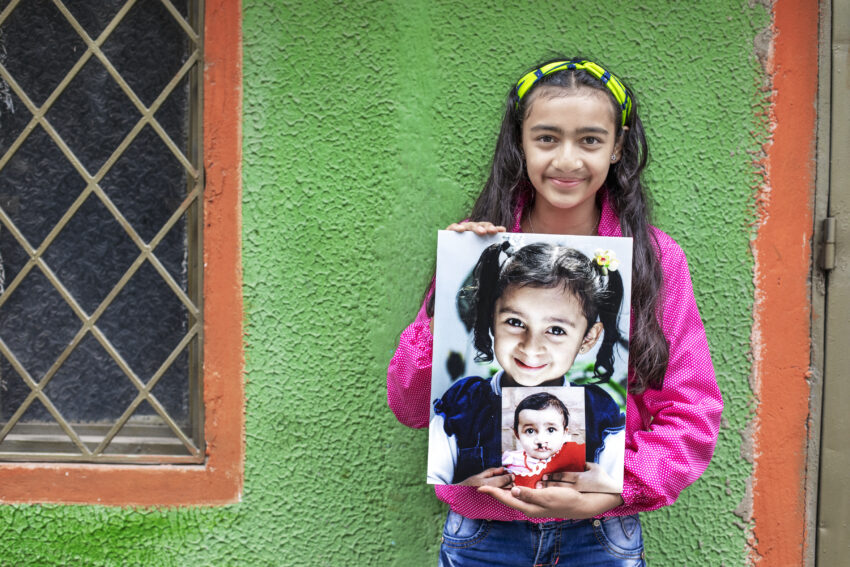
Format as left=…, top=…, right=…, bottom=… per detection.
left=514, top=59, right=633, bottom=127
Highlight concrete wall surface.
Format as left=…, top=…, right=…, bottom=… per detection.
left=243, top=1, right=767, bottom=564
left=0, top=0, right=820, bottom=565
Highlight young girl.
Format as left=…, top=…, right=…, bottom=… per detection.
left=426, top=242, right=626, bottom=490
left=387, top=57, right=722, bottom=566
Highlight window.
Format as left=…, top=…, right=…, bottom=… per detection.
left=0, top=0, right=205, bottom=463
left=0, top=0, right=244, bottom=506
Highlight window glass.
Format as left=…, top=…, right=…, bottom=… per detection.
left=0, top=0, right=203, bottom=462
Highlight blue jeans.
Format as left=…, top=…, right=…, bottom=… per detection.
left=439, top=510, right=646, bottom=566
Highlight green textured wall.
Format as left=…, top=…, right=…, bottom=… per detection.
left=0, top=1, right=768, bottom=565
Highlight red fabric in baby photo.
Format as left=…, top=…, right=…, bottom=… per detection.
left=511, top=442, right=586, bottom=488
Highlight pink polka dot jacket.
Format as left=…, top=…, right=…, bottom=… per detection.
left=386, top=191, right=723, bottom=521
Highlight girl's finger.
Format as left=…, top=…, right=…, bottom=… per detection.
left=481, top=467, right=506, bottom=477
left=507, top=487, right=551, bottom=517
left=485, top=474, right=512, bottom=487
left=444, top=221, right=507, bottom=233
left=538, top=479, right=576, bottom=489
left=547, top=471, right=580, bottom=483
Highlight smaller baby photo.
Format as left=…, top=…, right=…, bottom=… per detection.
left=501, top=387, right=585, bottom=489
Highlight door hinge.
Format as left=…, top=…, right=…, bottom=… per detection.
left=821, top=217, right=836, bottom=271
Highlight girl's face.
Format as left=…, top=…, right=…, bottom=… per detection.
left=515, top=406, right=569, bottom=460
left=493, top=284, right=602, bottom=386
left=521, top=86, right=623, bottom=222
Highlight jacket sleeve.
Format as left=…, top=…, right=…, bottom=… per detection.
left=608, top=239, right=723, bottom=515
left=387, top=296, right=434, bottom=429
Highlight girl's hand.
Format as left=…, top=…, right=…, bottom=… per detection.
left=477, top=484, right=623, bottom=519
left=539, top=462, right=620, bottom=493
left=445, top=221, right=507, bottom=235
left=457, top=467, right=514, bottom=488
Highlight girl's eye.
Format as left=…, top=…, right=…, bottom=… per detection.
left=548, top=326, right=566, bottom=336
left=536, top=135, right=557, bottom=144
left=505, top=318, right=525, bottom=328
left=524, top=428, right=535, bottom=436
left=548, top=427, right=558, bottom=434
left=582, top=136, right=602, bottom=145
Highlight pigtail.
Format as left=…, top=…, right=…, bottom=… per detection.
left=592, top=268, right=627, bottom=382
left=470, top=241, right=511, bottom=362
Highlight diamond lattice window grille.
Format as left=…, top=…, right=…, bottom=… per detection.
left=0, top=0, right=204, bottom=463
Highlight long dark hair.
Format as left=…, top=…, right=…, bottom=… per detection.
left=461, top=57, right=668, bottom=393
left=464, top=241, right=625, bottom=383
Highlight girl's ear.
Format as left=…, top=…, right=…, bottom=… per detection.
left=579, top=322, right=604, bottom=353
left=611, top=126, right=629, bottom=163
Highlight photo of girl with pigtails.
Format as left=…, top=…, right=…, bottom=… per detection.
left=426, top=231, right=632, bottom=494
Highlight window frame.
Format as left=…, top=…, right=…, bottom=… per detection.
left=0, top=0, right=243, bottom=505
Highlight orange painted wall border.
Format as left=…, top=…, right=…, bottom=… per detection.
left=0, top=0, right=244, bottom=506
left=751, top=0, right=818, bottom=562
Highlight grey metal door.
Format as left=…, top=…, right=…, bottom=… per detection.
left=815, top=0, right=850, bottom=563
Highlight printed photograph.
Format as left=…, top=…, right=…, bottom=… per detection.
left=426, top=231, right=632, bottom=492
left=501, top=386, right=585, bottom=488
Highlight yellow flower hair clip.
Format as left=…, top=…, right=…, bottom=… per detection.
left=594, top=249, right=620, bottom=276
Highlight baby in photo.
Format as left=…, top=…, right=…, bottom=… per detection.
left=502, top=390, right=584, bottom=488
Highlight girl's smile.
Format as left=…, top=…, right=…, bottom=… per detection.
left=515, top=359, right=547, bottom=370
left=493, top=284, right=602, bottom=387
left=521, top=86, right=624, bottom=234
left=548, top=177, right=586, bottom=191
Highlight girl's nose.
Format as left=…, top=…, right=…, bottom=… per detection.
left=521, top=334, right=545, bottom=355
left=553, top=145, right=581, bottom=171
